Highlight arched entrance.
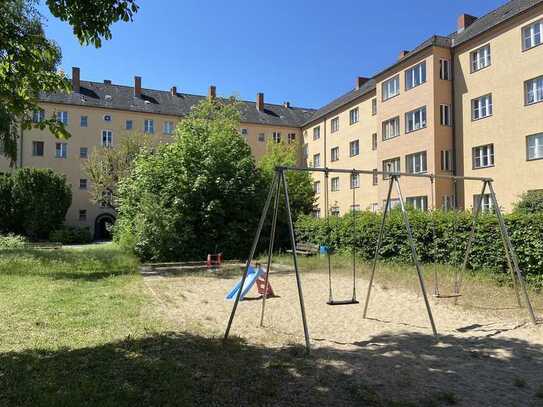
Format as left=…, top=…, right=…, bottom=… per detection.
left=94, top=213, right=116, bottom=241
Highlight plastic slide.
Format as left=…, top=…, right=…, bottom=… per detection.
left=225, top=265, right=263, bottom=301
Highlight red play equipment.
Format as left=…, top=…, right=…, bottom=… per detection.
left=207, top=253, right=223, bottom=268
left=256, top=275, right=275, bottom=297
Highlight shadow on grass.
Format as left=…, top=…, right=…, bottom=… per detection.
left=0, top=330, right=542, bottom=406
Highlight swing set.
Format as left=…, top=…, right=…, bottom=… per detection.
left=224, top=166, right=539, bottom=353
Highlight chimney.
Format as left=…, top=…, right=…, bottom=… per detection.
left=103, top=79, right=111, bottom=85
left=208, top=85, right=216, bottom=100
left=171, top=86, right=177, bottom=96
left=134, top=76, right=142, bottom=98
left=283, top=101, right=291, bottom=108
left=398, top=50, right=410, bottom=61
left=72, top=67, right=80, bottom=93
left=356, top=76, right=369, bottom=90
left=458, top=13, right=477, bottom=32
left=256, top=92, right=264, bottom=112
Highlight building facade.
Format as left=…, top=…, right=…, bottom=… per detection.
left=1, top=0, right=542, bottom=236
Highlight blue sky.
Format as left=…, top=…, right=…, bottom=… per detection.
left=40, top=0, right=506, bottom=109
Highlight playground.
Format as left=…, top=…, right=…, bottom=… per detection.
left=143, top=258, right=543, bottom=406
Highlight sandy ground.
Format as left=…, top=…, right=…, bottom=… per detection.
left=143, top=266, right=543, bottom=407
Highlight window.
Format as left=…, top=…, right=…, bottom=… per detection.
left=80, top=116, right=88, bottom=127
left=382, top=157, right=400, bottom=179
left=527, top=133, right=543, bottom=161
left=471, top=94, right=492, bottom=120
left=240, top=128, right=248, bottom=136
left=144, top=119, right=154, bottom=134
left=474, top=193, right=493, bottom=212
left=331, top=117, right=339, bottom=133
left=472, top=144, right=494, bottom=168
left=349, top=107, right=359, bottom=125
left=350, top=173, right=360, bottom=189
left=312, top=208, right=321, bottom=218
left=313, top=153, right=321, bottom=168
left=525, top=76, right=543, bottom=105
left=371, top=203, right=380, bottom=213
left=406, top=196, right=428, bottom=211
left=350, top=204, right=361, bottom=212
left=442, top=195, right=456, bottom=210
left=440, top=104, right=452, bottom=126
left=164, top=121, right=175, bottom=135
left=56, top=111, right=68, bottom=125
left=406, top=151, right=427, bottom=174
left=103, top=114, right=112, bottom=122
left=349, top=140, right=360, bottom=157
left=258, top=133, right=266, bottom=142
left=32, top=109, right=45, bottom=123
left=55, top=142, right=67, bottom=158
left=382, top=117, right=400, bottom=140
left=330, top=207, right=340, bottom=216
left=80, top=147, right=88, bottom=159
left=405, top=61, right=426, bottom=90
left=272, top=132, right=281, bottom=143
left=314, top=181, right=321, bottom=194
left=79, top=179, right=88, bottom=190
left=313, top=126, right=321, bottom=140
left=372, top=133, right=378, bottom=151
left=79, top=210, right=87, bottom=221
left=383, top=198, right=401, bottom=211
left=101, top=130, right=113, bottom=147
left=405, top=106, right=427, bottom=133
left=440, top=59, right=451, bottom=80
left=441, top=150, right=452, bottom=171
left=32, top=141, right=44, bottom=157
left=382, top=75, right=400, bottom=100
left=371, top=98, right=377, bottom=115
left=126, top=120, right=133, bottom=130
left=331, top=177, right=340, bottom=192
left=101, top=190, right=113, bottom=208
left=331, top=146, right=339, bottom=162
left=372, top=169, right=378, bottom=185
left=287, top=133, right=296, bottom=144
left=471, top=44, right=491, bottom=72
left=302, top=144, right=308, bottom=159
left=523, top=19, right=542, bottom=50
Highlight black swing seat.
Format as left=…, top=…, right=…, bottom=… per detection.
left=327, top=299, right=360, bottom=306
left=433, top=293, right=462, bottom=299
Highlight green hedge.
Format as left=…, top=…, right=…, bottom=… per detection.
left=295, top=210, right=543, bottom=284
left=49, top=226, right=92, bottom=245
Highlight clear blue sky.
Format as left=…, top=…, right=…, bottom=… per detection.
left=40, top=0, right=505, bottom=109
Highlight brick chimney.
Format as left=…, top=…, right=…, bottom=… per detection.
left=398, top=50, right=410, bottom=61
left=256, top=92, right=264, bottom=112
left=208, top=85, right=216, bottom=100
left=458, top=14, right=477, bottom=32
left=72, top=67, right=80, bottom=93
left=134, top=76, right=142, bottom=98
left=171, top=86, right=177, bottom=96
left=356, top=76, right=369, bottom=90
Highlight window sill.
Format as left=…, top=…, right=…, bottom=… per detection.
left=382, top=93, right=400, bottom=103
left=472, top=164, right=495, bottom=170
left=405, top=81, right=427, bottom=92
left=527, top=156, right=543, bottom=162
left=470, top=64, right=491, bottom=74
left=382, top=134, right=401, bottom=142
left=405, top=126, right=427, bottom=135
left=522, top=41, right=543, bottom=53
left=471, top=114, right=493, bottom=122
left=525, top=99, right=543, bottom=107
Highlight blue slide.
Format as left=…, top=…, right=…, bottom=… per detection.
left=225, top=265, right=263, bottom=301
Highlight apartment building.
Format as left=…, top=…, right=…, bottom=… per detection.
left=2, top=0, right=542, bottom=236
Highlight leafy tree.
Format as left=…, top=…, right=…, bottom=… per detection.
left=513, top=190, right=543, bottom=214
left=0, top=174, right=14, bottom=233
left=84, top=133, right=152, bottom=209
left=0, top=0, right=139, bottom=163
left=115, top=98, right=266, bottom=261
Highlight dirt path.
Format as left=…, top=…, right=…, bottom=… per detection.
left=144, top=268, right=543, bottom=406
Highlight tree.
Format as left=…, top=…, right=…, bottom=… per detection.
left=115, top=98, right=266, bottom=262
left=0, top=0, right=139, bottom=163
left=513, top=190, right=543, bottom=214
left=84, top=133, right=151, bottom=209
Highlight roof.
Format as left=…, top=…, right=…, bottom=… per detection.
left=451, top=0, right=543, bottom=46
left=39, top=81, right=316, bottom=128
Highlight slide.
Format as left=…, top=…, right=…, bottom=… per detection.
left=225, top=265, right=263, bottom=301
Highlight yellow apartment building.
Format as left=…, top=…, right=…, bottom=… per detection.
left=1, top=0, right=542, bottom=236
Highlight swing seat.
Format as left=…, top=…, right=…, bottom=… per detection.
left=433, top=293, right=462, bottom=299
left=327, top=299, right=360, bottom=306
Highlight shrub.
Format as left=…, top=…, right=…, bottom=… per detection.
left=0, top=233, right=27, bottom=249
left=49, top=226, right=92, bottom=244
left=513, top=190, right=543, bottom=214
left=0, top=174, right=13, bottom=233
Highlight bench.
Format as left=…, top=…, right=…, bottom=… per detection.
left=25, top=242, right=63, bottom=250
left=287, top=242, right=319, bottom=256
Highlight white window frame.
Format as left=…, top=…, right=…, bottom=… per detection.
left=272, top=132, right=281, bottom=143
left=302, top=144, right=308, bottom=159
left=439, top=59, right=451, bottom=80
left=472, top=144, right=495, bottom=169
left=525, top=75, right=543, bottom=105
left=371, top=98, right=377, bottom=115
left=527, top=133, right=543, bottom=161
left=80, top=115, right=88, bottom=127
left=330, top=146, right=339, bottom=162
left=383, top=198, right=401, bottom=211
left=442, top=195, right=456, bottom=211
left=164, top=121, right=175, bottom=135
left=32, top=109, right=45, bottom=123
left=313, top=126, right=321, bottom=140
left=474, top=193, right=493, bottom=212
left=330, top=207, right=340, bottom=217
left=313, top=153, right=321, bottom=168
left=312, top=208, right=321, bottom=218
left=372, top=169, right=378, bottom=185
left=80, top=147, right=88, bottom=159
left=55, top=142, right=67, bottom=158
left=126, top=120, right=133, bottom=130
left=382, top=157, right=400, bottom=179
left=440, top=150, right=452, bottom=171
left=472, top=94, right=493, bottom=120
left=349, top=140, right=360, bottom=157
left=440, top=104, right=452, bottom=126
left=144, top=119, right=154, bottom=134
left=382, top=116, right=400, bottom=140
left=372, top=133, right=378, bottom=151
left=471, top=44, right=491, bottom=72
left=331, top=177, right=340, bottom=192
left=350, top=173, right=360, bottom=189
left=331, top=117, right=339, bottom=133
left=287, top=133, right=296, bottom=144
left=406, top=151, right=427, bottom=174
left=349, top=107, right=359, bottom=125
left=405, top=106, right=427, bottom=133
left=258, top=133, right=266, bottom=142
left=405, top=61, right=426, bottom=90
left=382, top=75, right=400, bottom=101
left=57, top=111, right=69, bottom=125
left=32, top=141, right=44, bottom=157
left=101, top=130, right=113, bottom=148
left=522, top=19, right=542, bottom=50
left=406, top=196, right=428, bottom=211
left=314, top=181, right=321, bottom=194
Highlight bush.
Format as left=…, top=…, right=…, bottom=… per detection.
left=49, top=226, right=92, bottom=244
left=514, top=190, right=543, bottom=214
left=0, top=234, right=27, bottom=249
left=295, top=209, right=543, bottom=283
left=0, top=174, right=13, bottom=233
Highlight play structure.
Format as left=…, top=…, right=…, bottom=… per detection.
left=207, top=253, right=223, bottom=269
left=224, top=166, right=540, bottom=353
left=225, top=264, right=274, bottom=301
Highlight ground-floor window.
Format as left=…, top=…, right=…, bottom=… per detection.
left=406, top=196, right=428, bottom=211
left=473, top=193, right=493, bottom=212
